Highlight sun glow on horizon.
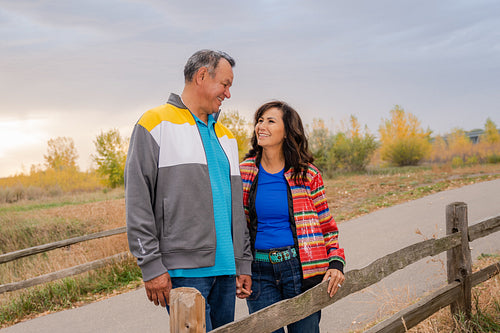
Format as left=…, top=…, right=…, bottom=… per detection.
left=0, top=118, right=50, bottom=176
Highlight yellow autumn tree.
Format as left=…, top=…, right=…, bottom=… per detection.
left=378, top=105, right=431, bottom=166
left=218, top=110, right=251, bottom=161
left=429, top=135, right=449, bottom=164
left=447, top=128, right=473, bottom=161
left=44, top=137, right=79, bottom=171
left=482, top=118, right=500, bottom=144
left=478, top=118, right=500, bottom=163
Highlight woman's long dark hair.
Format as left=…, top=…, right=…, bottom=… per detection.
left=245, top=101, right=314, bottom=182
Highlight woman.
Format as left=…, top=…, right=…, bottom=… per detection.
left=240, top=101, right=346, bottom=333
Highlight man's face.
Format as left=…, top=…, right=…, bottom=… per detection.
left=200, top=59, right=233, bottom=114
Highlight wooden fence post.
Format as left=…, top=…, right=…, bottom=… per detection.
left=446, top=202, right=472, bottom=321
left=170, top=287, right=206, bottom=333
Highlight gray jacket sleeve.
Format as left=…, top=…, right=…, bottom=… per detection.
left=232, top=176, right=253, bottom=276
left=125, top=124, right=167, bottom=281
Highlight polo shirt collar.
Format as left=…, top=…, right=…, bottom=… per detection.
left=192, top=113, right=215, bottom=128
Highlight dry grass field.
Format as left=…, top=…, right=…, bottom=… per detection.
left=0, top=163, right=499, bottom=328
left=325, top=163, right=500, bottom=222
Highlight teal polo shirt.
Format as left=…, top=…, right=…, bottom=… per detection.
left=168, top=113, right=236, bottom=277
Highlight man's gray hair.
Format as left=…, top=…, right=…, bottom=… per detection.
left=184, top=49, right=235, bottom=82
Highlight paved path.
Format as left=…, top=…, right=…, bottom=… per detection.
left=2, top=179, right=499, bottom=332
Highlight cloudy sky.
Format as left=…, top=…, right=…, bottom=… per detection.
left=0, top=0, right=499, bottom=177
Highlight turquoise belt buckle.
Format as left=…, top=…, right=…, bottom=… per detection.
left=268, top=248, right=293, bottom=264
left=255, top=248, right=296, bottom=263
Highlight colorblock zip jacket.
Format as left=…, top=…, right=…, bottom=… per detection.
left=125, top=93, right=252, bottom=282
left=240, top=157, right=345, bottom=286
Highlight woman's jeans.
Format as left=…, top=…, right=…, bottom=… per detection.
left=246, top=256, right=321, bottom=333
left=166, top=275, right=236, bottom=332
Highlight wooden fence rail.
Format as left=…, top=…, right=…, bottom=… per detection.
left=365, top=261, right=500, bottom=333
left=0, top=252, right=128, bottom=294
left=0, top=227, right=127, bottom=295
left=169, top=202, right=500, bottom=333
left=0, top=226, right=126, bottom=264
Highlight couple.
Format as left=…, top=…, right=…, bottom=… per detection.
left=125, top=49, right=345, bottom=332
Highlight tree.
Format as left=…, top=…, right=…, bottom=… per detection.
left=92, top=129, right=128, bottom=188
left=44, top=137, right=79, bottom=171
left=331, top=116, right=378, bottom=172
left=218, top=110, right=251, bottom=161
left=307, top=118, right=335, bottom=175
left=447, top=128, right=473, bottom=160
left=429, top=135, right=449, bottom=164
left=482, top=118, right=500, bottom=144
left=378, top=105, right=431, bottom=166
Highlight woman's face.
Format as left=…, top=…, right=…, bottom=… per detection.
left=255, top=107, right=286, bottom=150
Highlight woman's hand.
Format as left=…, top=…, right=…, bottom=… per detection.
left=322, top=269, right=345, bottom=298
left=236, top=274, right=252, bottom=299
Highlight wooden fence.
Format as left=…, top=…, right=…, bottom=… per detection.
left=172, top=202, right=500, bottom=333
left=0, top=226, right=127, bottom=294
left=1, top=202, right=499, bottom=332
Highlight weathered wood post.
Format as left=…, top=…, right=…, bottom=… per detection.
left=446, top=202, right=472, bottom=322
left=170, top=287, right=206, bottom=333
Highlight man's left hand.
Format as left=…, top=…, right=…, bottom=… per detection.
left=236, top=275, right=252, bottom=299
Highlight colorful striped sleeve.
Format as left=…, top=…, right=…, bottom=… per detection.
left=309, top=169, right=346, bottom=269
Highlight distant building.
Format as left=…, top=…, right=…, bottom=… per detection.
left=439, top=129, right=500, bottom=144
left=466, top=129, right=484, bottom=144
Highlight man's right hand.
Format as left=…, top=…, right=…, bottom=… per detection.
left=144, top=272, right=172, bottom=307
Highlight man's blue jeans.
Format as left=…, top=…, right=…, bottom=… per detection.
left=167, top=275, right=236, bottom=332
left=246, top=257, right=321, bottom=333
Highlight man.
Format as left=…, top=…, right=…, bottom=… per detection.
left=125, top=50, right=252, bottom=331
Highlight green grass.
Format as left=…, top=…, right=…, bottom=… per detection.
left=366, top=165, right=431, bottom=175
left=477, top=253, right=500, bottom=260
left=452, top=297, right=500, bottom=333
left=0, top=188, right=124, bottom=213
left=0, top=200, right=97, bottom=213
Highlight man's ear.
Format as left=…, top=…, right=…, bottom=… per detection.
left=195, top=67, right=208, bottom=85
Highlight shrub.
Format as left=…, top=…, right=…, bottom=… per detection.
left=451, top=156, right=464, bottom=168
left=487, top=154, right=500, bottom=164
left=379, top=105, right=431, bottom=166
left=465, top=155, right=479, bottom=166
left=330, top=126, right=378, bottom=172
left=428, top=119, right=500, bottom=166
left=308, top=116, right=377, bottom=175
left=383, top=137, right=431, bottom=166
left=25, top=186, right=44, bottom=201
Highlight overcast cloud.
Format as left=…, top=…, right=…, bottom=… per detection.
left=0, top=0, right=499, bottom=177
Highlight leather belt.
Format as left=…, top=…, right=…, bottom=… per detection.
left=254, top=247, right=297, bottom=264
